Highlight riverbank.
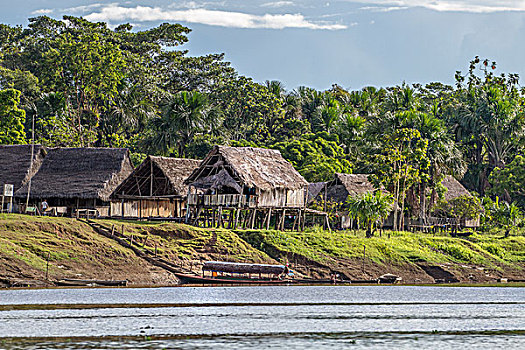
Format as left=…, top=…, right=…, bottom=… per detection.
left=0, top=214, right=524, bottom=287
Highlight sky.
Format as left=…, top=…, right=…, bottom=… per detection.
left=2, top=0, right=525, bottom=91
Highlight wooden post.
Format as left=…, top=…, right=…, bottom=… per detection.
left=185, top=186, right=192, bottom=224
left=45, top=252, right=50, bottom=280
left=362, top=245, right=366, bottom=275
left=325, top=214, right=331, bottom=232
left=251, top=209, right=257, bottom=229
left=130, top=234, right=134, bottom=246
left=218, top=207, right=224, bottom=228
left=212, top=208, right=216, bottom=227
left=292, top=210, right=298, bottom=231
left=266, top=208, right=272, bottom=230
left=111, top=225, right=115, bottom=236
left=281, top=209, right=287, bottom=231
left=121, top=224, right=124, bottom=237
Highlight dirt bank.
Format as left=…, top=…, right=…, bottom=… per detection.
left=0, top=214, right=524, bottom=287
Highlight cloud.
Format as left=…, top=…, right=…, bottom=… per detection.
left=84, top=5, right=347, bottom=30
left=63, top=3, right=109, bottom=14
left=31, top=9, right=54, bottom=15
left=354, top=1, right=525, bottom=13
left=359, top=6, right=408, bottom=13
left=261, top=1, right=294, bottom=8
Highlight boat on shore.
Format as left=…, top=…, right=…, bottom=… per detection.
left=55, top=279, right=128, bottom=287
left=175, top=261, right=293, bottom=285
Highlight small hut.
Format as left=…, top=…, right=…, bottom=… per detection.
left=441, top=175, right=479, bottom=228
left=110, top=156, right=200, bottom=219
left=322, top=173, right=382, bottom=229
left=184, top=146, right=310, bottom=230
left=441, top=175, right=472, bottom=202
left=15, top=147, right=133, bottom=216
left=0, top=144, right=46, bottom=212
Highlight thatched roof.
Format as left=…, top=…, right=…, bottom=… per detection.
left=325, top=173, right=376, bottom=203
left=442, top=175, right=471, bottom=201
left=307, top=182, right=326, bottom=203
left=185, top=146, right=307, bottom=191
left=15, top=147, right=133, bottom=201
left=112, top=156, right=200, bottom=198
left=0, top=144, right=46, bottom=191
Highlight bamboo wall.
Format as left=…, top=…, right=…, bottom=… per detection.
left=110, top=199, right=185, bottom=218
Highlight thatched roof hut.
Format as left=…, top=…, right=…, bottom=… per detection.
left=325, top=173, right=377, bottom=204
left=15, top=147, right=133, bottom=202
left=112, top=156, right=200, bottom=198
left=307, top=182, right=326, bottom=203
left=441, top=175, right=472, bottom=201
left=0, top=144, right=46, bottom=191
left=186, top=146, right=307, bottom=191
left=185, top=146, right=308, bottom=208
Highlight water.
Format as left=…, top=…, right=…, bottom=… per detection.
left=0, top=286, right=524, bottom=349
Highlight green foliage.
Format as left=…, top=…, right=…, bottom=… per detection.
left=347, top=191, right=394, bottom=237
left=0, top=88, right=26, bottom=144
left=489, top=155, right=525, bottom=206
left=272, top=132, right=352, bottom=182
left=482, top=196, right=522, bottom=235
left=438, top=195, right=483, bottom=221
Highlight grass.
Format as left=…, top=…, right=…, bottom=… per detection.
left=1, top=214, right=524, bottom=281
left=236, top=226, right=525, bottom=268
left=94, top=219, right=273, bottom=263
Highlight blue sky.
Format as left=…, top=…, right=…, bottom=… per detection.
left=2, top=1, right=525, bottom=91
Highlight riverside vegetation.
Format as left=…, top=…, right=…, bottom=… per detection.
left=1, top=214, right=524, bottom=287
left=3, top=16, right=525, bottom=228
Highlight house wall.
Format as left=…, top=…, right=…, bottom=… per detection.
left=111, top=199, right=186, bottom=218
left=258, top=188, right=305, bottom=208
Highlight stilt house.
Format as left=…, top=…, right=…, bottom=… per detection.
left=15, top=147, right=133, bottom=216
left=322, top=173, right=385, bottom=229
left=0, top=145, right=47, bottom=212
left=110, top=156, right=200, bottom=219
left=184, top=146, right=310, bottom=230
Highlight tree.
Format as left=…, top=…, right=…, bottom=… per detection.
left=272, top=132, right=352, bottom=182
left=142, top=91, right=216, bottom=157
left=447, top=57, right=525, bottom=194
left=347, top=191, right=394, bottom=237
left=489, top=155, right=525, bottom=206
left=482, top=196, right=521, bottom=237
left=0, top=88, right=26, bottom=144
left=369, top=127, right=429, bottom=230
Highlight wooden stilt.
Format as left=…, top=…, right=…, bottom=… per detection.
left=292, top=210, right=298, bottom=231
left=234, top=208, right=240, bottom=229
left=281, top=209, right=287, bottom=230
left=251, top=209, right=257, bottom=229
left=266, top=208, right=272, bottom=230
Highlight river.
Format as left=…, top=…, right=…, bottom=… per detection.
left=0, top=285, right=523, bottom=349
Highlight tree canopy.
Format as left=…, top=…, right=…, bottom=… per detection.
left=2, top=17, right=525, bottom=224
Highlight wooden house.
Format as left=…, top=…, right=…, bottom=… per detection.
left=110, top=156, right=200, bottom=219
left=441, top=175, right=479, bottom=228
left=321, top=173, right=385, bottom=229
left=184, top=146, right=310, bottom=230
left=0, top=144, right=47, bottom=212
left=15, top=147, right=133, bottom=216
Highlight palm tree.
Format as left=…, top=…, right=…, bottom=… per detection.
left=347, top=191, right=394, bottom=237
left=144, top=91, right=215, bottom=157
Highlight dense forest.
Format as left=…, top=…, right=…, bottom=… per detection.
left=1, top=16, right=524, bottom=230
